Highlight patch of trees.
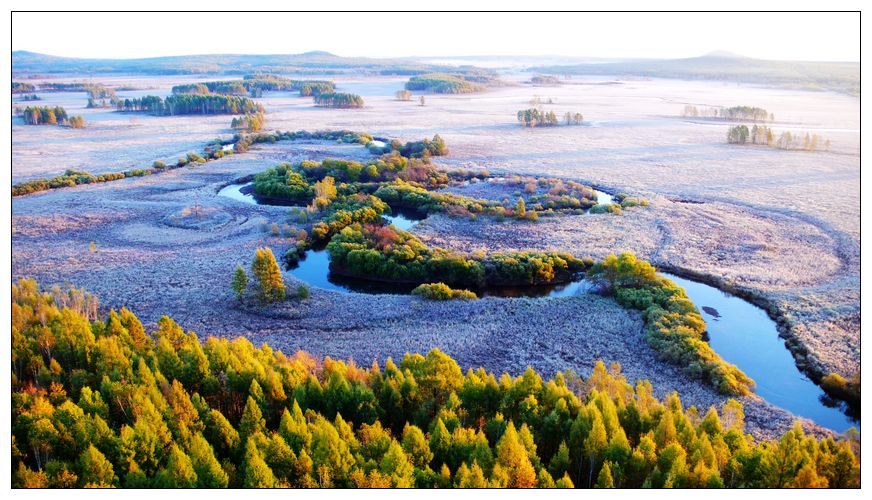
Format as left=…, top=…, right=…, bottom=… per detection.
left=727, top=125, right=830, bottom=151
left=683, top=105, right=773, bottom=122
left=20, top=105, right=67, bottom=125
left=309, top=195, right=389, bottom=243
left=412, top=283, right=478, bottom=300
left=314, top=92, right=365, bottom=109
left=172, top=77, right=335, bottom=98
left=13, top=81, right=36, bottom=93
left=405, top=73, right=485, bottom=94
left=67, top=116, right=86, bottom=129
left=116, top=94, right=263, bottom=115
left=243, top=75, right=335, bottom=96
left=588, top=253, right=754, bottom=396
left=397, top=134, right=448, bottom=158
left=10, top=278, right=860, bottom=488
left=327, top=224, right=586, bottom=288
left=518, top=109, right=583, bottom=127
left=820, top=373, right=860, bottom=410
left=231, top=111, right=266, bottom=133
left=22, top=94, right=41, bottom=101
left=85, top=85, right=118, bottom=108
left=230, top=248, right=297, bottom=303
left=531, top=75, right=561, bottom=85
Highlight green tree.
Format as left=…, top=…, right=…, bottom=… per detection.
left=242, top=439, right=276, bottom=488
left=78, top=445, right=117, bottom=487
left=231, top=265, right=248, bottom=301
left=596, top=460, right=615, bottom=488
left=251, top=248, right=285, bottom=302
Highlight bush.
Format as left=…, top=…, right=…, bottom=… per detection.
left=412, top=283, right=478, bottom=300
left=590, top=203, right=622, bottom=215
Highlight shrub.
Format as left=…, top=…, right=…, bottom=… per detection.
left=412, top=283, right=478, bottom=300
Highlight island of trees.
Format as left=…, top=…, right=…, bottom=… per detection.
left=518, top=109, right=584, bottom=127
left=16, top=106, right=85, bottom=128
left=12, top=81, right=36, bottom=93
left=116, top=94, right=264, bottom=116
left=313, top=93, right=365, bottom=109
left=405, top=73, right=485, bottom=94
left=530, top=75, right=561, bottom=85
left=11, top=278, right=860, bottom=488
left=726, top=125, right=830, bottom=151
left=172, top=76, right=335, bottom=98
left=682, top=105, right=773, bottom=122
left=231, top=111, right=266, bottom=133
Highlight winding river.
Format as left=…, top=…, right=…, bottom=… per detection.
left=220, top=183, right=858, bottom=432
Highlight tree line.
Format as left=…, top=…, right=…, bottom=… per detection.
left=517, top=109, right=583, bottom=127
left=405, top=74, right=485, bottom=94
left=172, top=76, right=335, bottom=98
left=314, top=93, right=365, bottom=109
left=726, top=125, right=830, bottom=151
left=116, top=94, right=264, bottom=116
left=11, top=278, right=859, bottom=488
left=682, top=105, right=773, bottom=122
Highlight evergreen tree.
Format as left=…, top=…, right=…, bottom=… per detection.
left=231, top=265, right=248, bottom=301
left=251, top=248, right=285, bottom=302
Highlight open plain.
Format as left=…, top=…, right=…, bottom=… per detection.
left=12, top=73, right=859, bottom=439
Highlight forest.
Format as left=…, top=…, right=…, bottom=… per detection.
left=405, top=74, right=486, bottom=94
left=11, top=278, right=859, bottom=488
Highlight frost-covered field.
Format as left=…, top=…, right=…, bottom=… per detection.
left=11, top=73, right=859, bottom=436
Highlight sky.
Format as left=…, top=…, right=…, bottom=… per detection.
left=12, top=11, right=860, bottom=62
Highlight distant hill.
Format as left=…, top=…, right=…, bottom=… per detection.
left=530, top=53, right=859, bottom=95
left=11, top=50, right=464, bottom=76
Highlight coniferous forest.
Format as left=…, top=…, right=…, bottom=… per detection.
left=11, top=280, right=860, bottom=488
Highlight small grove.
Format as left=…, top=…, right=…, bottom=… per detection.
left=11, top=279, right=859, bottom=488
left=16, top=106, right=85, bottom=128
left=727, top=125, right=830, bottom=151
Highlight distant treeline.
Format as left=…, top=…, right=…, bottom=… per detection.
left=530, top=75, right=561, bottom=85
left=727, top=125, right=830, bottom=151
left=172, top=76, right=335, bottom=97
left=116, top=94, right=263, bottom=115
left=682, top=105, right=773, bottom=122
left=314, top=92, right=364, bottom=109
left=517, top=109, right=583, bottom=127
left=11, top=129, right=395, bottom=197
left=405, top=73, right=485, bottom=94
left=12, top=81, right=36, bottom=93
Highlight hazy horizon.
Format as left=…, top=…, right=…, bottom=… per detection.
left=12, top=11, right=860, bottom=63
